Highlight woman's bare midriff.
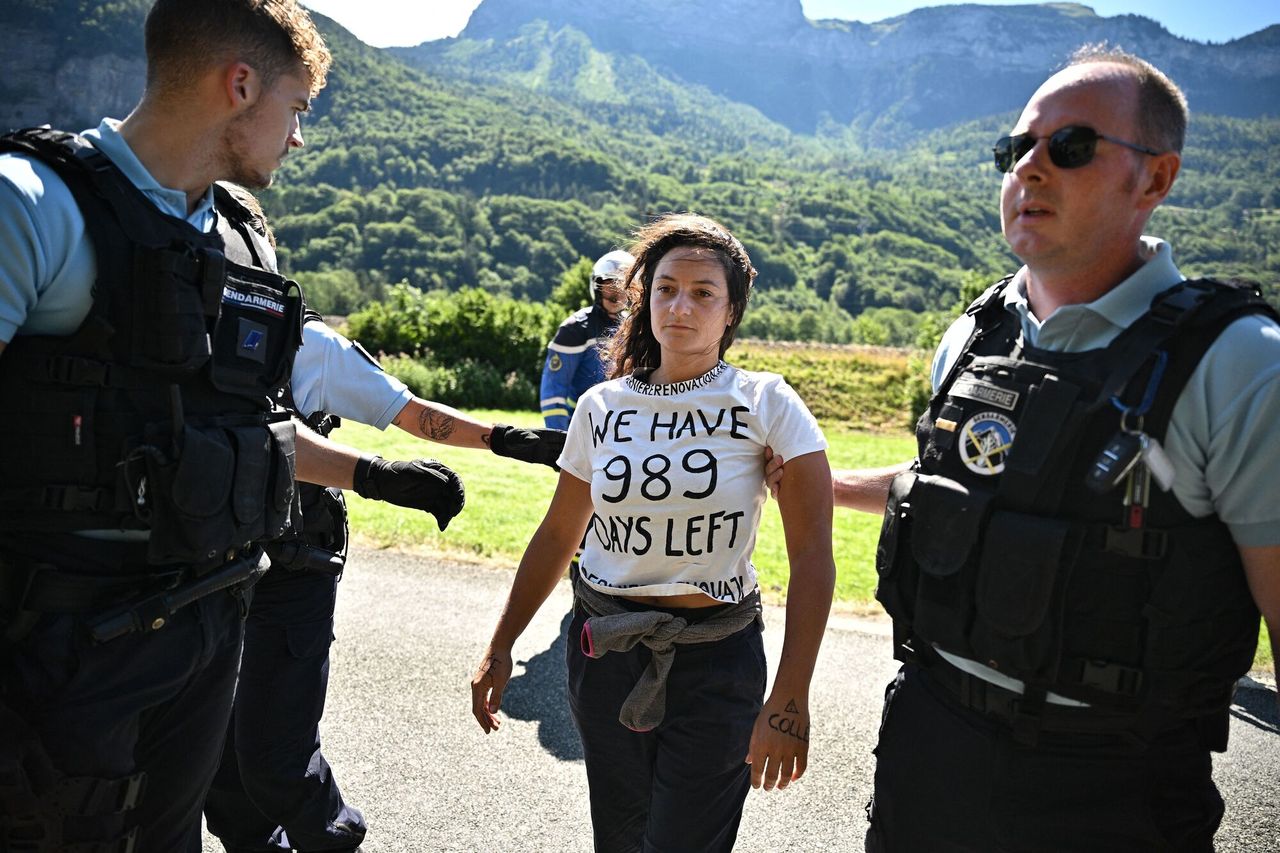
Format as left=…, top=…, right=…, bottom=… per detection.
left=618, top=591, right=724, bottom=609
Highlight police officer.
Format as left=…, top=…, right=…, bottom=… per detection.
left=830, top=47, right=1280, bottom=851
left=202, top=189, right=562, bottom=853
left=539, top=250, right=634, bottom=429
left=0, top=2, right=461, bottom=849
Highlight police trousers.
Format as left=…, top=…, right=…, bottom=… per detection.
left=1, top=539, right=244, bottom=852
left=864, top=662, right=1224, bottom=853
left=567, top=602, right=766, bottom=853
left=204, top=566, right=365, bottom=852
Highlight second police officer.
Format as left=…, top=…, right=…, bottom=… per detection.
left=202, top=189, right=564, bottom=853
left=540, top=250, right=634, bottom=429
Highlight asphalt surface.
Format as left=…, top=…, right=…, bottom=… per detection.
left=203, top=546, right=1279, bottom=852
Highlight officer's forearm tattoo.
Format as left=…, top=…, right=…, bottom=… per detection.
left=767, top=699, right=810, bottom=743
left=417, top=408, right=456, bottom=442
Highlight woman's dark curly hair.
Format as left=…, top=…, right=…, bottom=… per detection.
left=606, top=213, right=756, bottom=380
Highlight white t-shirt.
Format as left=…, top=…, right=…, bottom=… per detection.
left=559, top=362, right=827, bottom=603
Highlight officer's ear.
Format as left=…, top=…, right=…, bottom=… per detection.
left=222, top=61, right=263, bottom=112
left=1137, top=151, right=1180, bottom=212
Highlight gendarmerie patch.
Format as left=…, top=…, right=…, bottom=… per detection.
left=238, top=319, right=268, bottom=363
left=222, top=284, right=285, bottom=317
left=959, top=411, right=1016, bottom=476
left=950, top=378, right=1019, bottom=412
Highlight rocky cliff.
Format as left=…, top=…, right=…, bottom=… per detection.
left=452, top=0, right=1280, bottom=132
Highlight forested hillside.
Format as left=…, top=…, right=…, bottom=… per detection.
left=3, top=1, right=1278, bottom=342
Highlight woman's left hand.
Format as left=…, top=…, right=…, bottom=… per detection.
left=745, top=693, right=811, bottom=791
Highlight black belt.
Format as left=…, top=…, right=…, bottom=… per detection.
left=2, top=549, right=264, bottom=644
left=11, top=564, right=189, bottom=614
left=917, top=652, right=1157, bottom=745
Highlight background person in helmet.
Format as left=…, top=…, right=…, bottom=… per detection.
left=540, top=249, right=634, bottom=429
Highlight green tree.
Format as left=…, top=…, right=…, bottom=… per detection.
left=547, top=256, right=595, bottom=317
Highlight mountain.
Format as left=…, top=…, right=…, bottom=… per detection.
left=399, top=0, right=1280, bottom=136
left=1, top=0, right=1276, bottom=330
left=0, top=0, right=149, bottom=133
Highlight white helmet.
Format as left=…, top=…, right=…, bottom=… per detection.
left=592, top=250, right=634, bottom=289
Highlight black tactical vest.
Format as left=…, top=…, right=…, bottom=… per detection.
left=0, top=128, right=304, bottom=568
left=876, top=276, right=1274, bottom=736
left=265, top=300, right=349, bottom=576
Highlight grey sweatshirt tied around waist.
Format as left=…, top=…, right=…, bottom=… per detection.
left=574, top=578, right=764, bottom=732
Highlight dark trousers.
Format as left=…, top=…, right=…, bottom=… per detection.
left=204, top=566, right=365, bottom=853
left=566, top=605, right=766, bottom=853
left=865, top=663, right=1225, bottom=853
left=1, top=544, right=244, bottom=852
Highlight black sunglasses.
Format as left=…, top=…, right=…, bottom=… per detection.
left=993, top=125, right=1160, bottom=173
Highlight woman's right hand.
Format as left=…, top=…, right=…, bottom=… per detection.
left=470, top=646, right=513, bottom=733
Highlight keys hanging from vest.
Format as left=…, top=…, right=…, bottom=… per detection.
left=1086, top=431, right=1144, bottom=494
left=1087, top=400, right=1178, bottom=496
left=1124, top=459, right=1151, bottom=528
left=1137, top=433, right=1176, bottom=492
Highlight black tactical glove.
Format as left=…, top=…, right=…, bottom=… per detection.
left=488, top=424, right=565, bottom=470
left=352, top=454, right=465, bottom=531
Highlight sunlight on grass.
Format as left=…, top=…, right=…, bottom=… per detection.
left=336, top=410, right=914, bottom=609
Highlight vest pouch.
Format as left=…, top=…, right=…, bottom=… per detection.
left=909, top=475, right=993, bottom=654
left=209, top=264, right=303, bottom=397
left=265, top=485, right=347, bottom=573
left=143, top=419, right=294, bottom=565
left=129, top=244, right=214, bottom=377
left=264, top=417, right=300, bottom=541
left=874, top=471, right=917, bottom=622
left=972, top=510, right=1079, bottom=677
left=143, top=425, right=237, bottom=565
left=228, top=426, right=271, bottom=543
left=298, top=485, right=347, bottom=548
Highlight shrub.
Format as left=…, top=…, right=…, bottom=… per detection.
left=347, top=285, right=561, bottom=392
left=346, top=282, right=432, bottom=356
left=382, top=355, right=538, bottom=410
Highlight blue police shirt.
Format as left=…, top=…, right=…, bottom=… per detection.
left=0, top=118, right=216, bottom=341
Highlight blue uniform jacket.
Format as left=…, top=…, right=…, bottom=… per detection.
left=540, top=303, right=617, bottom=429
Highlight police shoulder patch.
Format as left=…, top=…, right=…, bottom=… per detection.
left=548, top=353, right=563, bottom=372
left=958, top=411, right=1016, bottom=476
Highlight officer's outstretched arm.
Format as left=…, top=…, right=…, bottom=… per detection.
left=1240, top=544, right=1280, bottom=713
left=295, top=424, right=360, bottom=488
left=295, top=421, right=465, bottom=531
left=832, top=461, right=914, bottom=514
left=391, top=397, right=564, bottom=470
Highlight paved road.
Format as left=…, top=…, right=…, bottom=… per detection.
left=204, top=547, right=1278, bottom=852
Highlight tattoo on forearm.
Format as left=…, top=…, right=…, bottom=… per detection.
left=418, top=408, right=456, bottom=442
left=767, top=699, right=810, bottom=743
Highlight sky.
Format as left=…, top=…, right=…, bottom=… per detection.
left=301, top=0, right=1280, bottom=49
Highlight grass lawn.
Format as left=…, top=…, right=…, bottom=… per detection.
left=337, top=409, right=1273, bottom=672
